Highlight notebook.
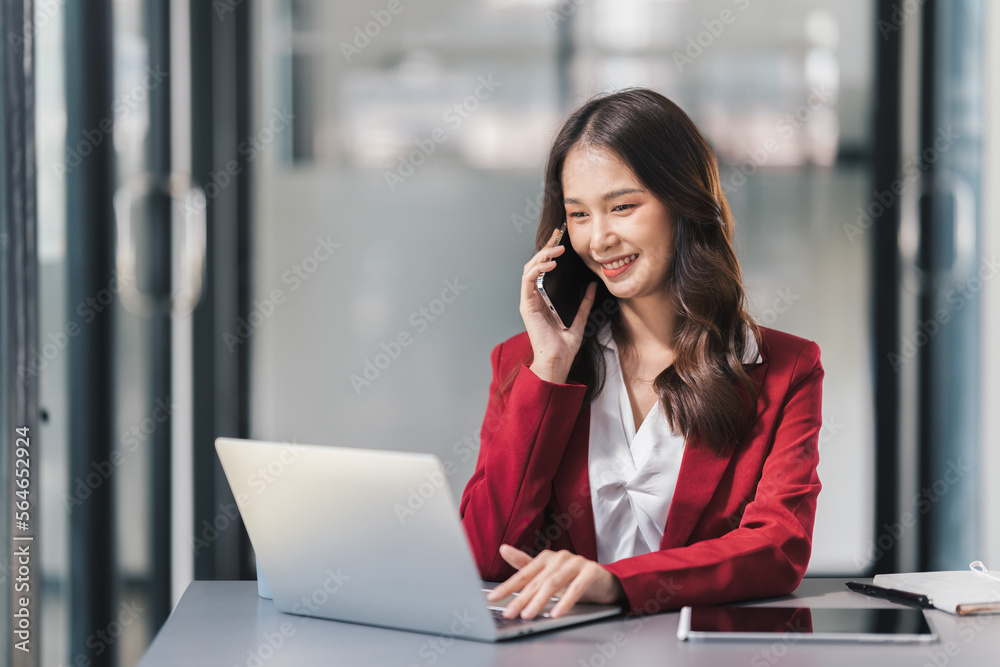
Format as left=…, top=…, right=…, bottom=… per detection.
left=873, top=561, right=1000, bottom=615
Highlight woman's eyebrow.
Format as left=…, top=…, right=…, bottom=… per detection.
left=563, top=188, right=645, bottom=205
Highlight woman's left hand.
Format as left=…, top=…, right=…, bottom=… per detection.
left=486, top=544, right=625, bottom=619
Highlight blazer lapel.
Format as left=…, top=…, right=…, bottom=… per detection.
left=552, top=403, right=599, bottom=561
left=551, top=355, right=769, bottom=558
left=661, top=360, right=769, bottom=549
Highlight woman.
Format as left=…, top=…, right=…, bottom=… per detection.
left=459, top=88, right=823, bottom=620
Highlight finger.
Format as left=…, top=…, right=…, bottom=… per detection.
left=568, top=282, right=598, bottom=335
left=500, top=578, right=537, bottom=618
left=522, top=246, right=562, bottom=295
left=520, top=247, right=566, bottom=308
left=521, top=261, right=544, bottom=306
left=496, top=552, right=548, bottom=599
left=521, top=555, right=590, bottom=619
left=499, top=555, right=559, bottom=618
left=507, top=552, right=573, bottom=619
left=520, top=562, right=581, bottom=619
left=530, top=244, right=565, bottom=275
left=548, top=226, right=564, bottom=246
left=545, top=243, right=567, bottom=259
left=530, top=228, right=566, bottom=273
left=486, top=546, right=533, bottom=601
left=489, top=551, right=551, bottom=604
left=536, top=256, right=557, bottom=275
left=498, top=544, right=533, bottom=570
left=549, top=566, right=599, bottom=618
left=503, top=573, right=544, bottom=619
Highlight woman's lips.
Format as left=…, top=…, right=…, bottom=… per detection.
left=601, top=253, right=638, bottom=277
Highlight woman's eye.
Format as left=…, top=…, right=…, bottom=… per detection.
left=567, top=211, right=586, bottom=219
left=613, top=204, right=635, bottom=212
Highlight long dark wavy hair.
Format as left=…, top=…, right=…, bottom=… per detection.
left=505, top=88, right=763, bottom=457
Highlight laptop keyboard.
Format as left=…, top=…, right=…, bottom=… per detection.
left=483, top=589, right=558, bottom=629
left=490, top=608, right=552, bottom=629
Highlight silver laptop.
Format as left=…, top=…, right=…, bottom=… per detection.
left=214, top=437, right=621, bottom=641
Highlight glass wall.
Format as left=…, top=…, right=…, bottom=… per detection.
left=36, top=2, right=70, bottom=665
left=36, top=0, right=158, bottom=664
left=250, top=0, right=874, bottom=573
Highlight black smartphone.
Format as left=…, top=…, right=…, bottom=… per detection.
left=536, top=223, right=593, bottom=329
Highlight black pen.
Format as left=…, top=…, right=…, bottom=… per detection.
left=846, top=581, right=935, bottom=609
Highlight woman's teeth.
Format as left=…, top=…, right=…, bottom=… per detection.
left=602, top=253, right=638, bottom=270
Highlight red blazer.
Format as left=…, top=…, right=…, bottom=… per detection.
left=459, top=326, right=823, bottom=616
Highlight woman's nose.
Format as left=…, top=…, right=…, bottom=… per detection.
left=589, top=215, right=618, bottom=254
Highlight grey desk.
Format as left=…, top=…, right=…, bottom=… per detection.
left=138, top=578, right=996, bottom=666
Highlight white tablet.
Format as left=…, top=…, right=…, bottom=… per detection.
left=677, top=606, right=937, bottom=643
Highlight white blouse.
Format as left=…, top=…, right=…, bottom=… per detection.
left=588, top=324, right=762, bottom=564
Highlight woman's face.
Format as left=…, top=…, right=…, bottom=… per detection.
left=561, top=143, right=674, bottom=302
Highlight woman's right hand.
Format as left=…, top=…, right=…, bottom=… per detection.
left=520, top=227, right=598, bottom=385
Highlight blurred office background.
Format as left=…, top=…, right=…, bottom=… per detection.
left=0, top=0, right=997, bottom=665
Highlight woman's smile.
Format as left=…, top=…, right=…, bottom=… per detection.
left=600, top=252, right=639, bottom=277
